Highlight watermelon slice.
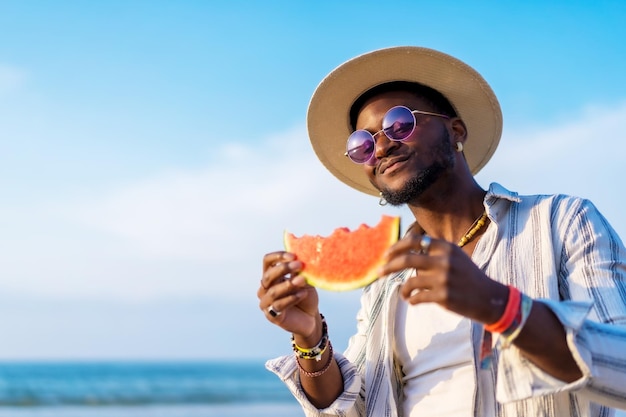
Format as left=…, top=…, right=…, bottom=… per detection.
left=283, top=215, right=401, bottom=291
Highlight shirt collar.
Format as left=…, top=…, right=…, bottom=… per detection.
left=485, top=182, right=522, bottom=205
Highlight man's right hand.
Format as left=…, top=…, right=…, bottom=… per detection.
left=258, top=251, right=321, bottom=341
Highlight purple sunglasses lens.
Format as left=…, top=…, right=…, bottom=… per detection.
left=346, top=130, right=375, bottom=164
left=382, top=106, right=415, bottom=140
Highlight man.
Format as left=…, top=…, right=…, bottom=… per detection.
left=257, top=46, right=626, bottom=416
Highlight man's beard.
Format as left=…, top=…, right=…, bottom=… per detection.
left=380, top=131, right=456, bottom=206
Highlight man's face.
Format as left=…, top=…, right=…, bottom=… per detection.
left=355, top=91, right=456, bottom=206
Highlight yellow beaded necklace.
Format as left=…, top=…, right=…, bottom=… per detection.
left=457, top=212, right=488, bottom=247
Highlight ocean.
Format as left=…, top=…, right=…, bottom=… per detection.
left=3, top=361, right=625, bottom=417
left=0, top=361, right=303, bottom=417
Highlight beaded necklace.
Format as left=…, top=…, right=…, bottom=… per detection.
left=406, top=211, right=489, bottom=247
left=457, top=212, right=488, bottom=247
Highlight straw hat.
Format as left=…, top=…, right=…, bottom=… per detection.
left=306, top=46, right=503, bottom=196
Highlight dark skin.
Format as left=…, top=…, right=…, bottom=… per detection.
left=258, top=90, right=582, bottom=409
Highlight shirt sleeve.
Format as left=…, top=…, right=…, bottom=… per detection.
left=496, top=197, right=626, bottom=408
left=265, top=352, right=363, bottom=417
left=264, top=286, right=377, bottom=417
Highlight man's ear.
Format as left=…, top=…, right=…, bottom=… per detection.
left=450, top=117, right=468, bottom=144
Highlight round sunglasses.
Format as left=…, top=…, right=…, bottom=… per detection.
left=345, top=105, right=450, bottom=165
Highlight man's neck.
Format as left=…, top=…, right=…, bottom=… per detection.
left=408, top=180, right=487, bottom=245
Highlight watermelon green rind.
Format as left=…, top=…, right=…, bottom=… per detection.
left=283, top=215, right=401, bottom=291
left=299, top=266, right=382, bottom=292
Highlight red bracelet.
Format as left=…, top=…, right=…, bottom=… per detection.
left=485, top=286, right=521, bottom=334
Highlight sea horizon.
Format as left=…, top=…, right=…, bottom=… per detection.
left=1, top=359, right=624, bottom=417
left=0, top=359, right=304, bottom=417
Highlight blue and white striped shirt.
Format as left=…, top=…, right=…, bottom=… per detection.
left=267, top=182, right=626, bottom=417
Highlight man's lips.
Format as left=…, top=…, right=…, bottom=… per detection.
left=378, top=155, right=409, bottom=175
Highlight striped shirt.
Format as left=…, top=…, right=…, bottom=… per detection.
left=266, top=182, right=626, bottom=416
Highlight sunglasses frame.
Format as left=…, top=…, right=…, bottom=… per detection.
left=345, top=105, right=450, bottom=165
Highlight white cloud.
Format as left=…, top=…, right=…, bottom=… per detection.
left=0, top=124, right=404, bottom=301
left=0, top=64, right=26, bottom=94
left=65, top=125, right=402, bottom=261
left=1, top=102, right=625, bottom=302
left=476, top=100, right=626, bottom=236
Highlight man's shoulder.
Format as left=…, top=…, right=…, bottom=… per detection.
left=487, top=182, right=598, bottom=223
left=487, top=182, right=590, bottom=208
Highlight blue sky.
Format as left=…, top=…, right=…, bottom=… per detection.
left=1, top=1, right=626, bottom=360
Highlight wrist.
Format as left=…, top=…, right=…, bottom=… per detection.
left=293, top=314, right=324, bottom=348
left=481, top=282, right=509, bottom=325
left=292, top=314, right=328, bottom=361
left=485, top=285, right=522, bottom=333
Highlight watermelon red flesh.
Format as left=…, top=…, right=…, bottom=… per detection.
left=283, top=215, right=401, bottom=291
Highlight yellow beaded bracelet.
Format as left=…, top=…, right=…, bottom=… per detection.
left=296, top=342, right=333, bottom=378
left=291, top=314, right=328, bottom=361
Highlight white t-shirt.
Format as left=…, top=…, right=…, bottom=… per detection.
left=394, top=298, right=475, bottom=417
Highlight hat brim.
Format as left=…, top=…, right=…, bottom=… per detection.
left=306, top=46, right=503, bottom=197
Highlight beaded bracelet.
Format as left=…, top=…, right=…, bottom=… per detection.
left=485, top=285, right=521, bottom=334
left=291, top=314, right=328, bottom=361
left=296, top=342, right=334, bottom=378
left=500, top=293, right=533, bottom=348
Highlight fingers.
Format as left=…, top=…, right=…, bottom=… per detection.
left=404, top=288, right=447, bottom=305
left=378, top=248, right=441, bottom=278
left=260, top=273, right=307, bottom=304
left=378, top=234, right=455, bottom=276
left=258, top=252, right=321, bottom=337
left=379, top=235, right=455, bottom=306
left=259, top=251, right=309, bottom=320
left=262, top=251, right=296, bottom=271
left=266, top=304, right=282, bottom=318
left=386, top=233, right=448, bottom=257
left=261, top=288, right=303, bottom=319
left=259, top=251, right=301, bottom=294
left=259, top=275, right=310, bottom=321
left=258, top=267, right=303, bottom=310
left=400, top=273, right=447, bottom=304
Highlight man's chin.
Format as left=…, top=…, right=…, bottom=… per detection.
left=380, top=175, right=436, bottom=206
left=380, top=188, right=416, bottom=206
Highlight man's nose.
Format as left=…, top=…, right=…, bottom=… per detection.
left=373, top=131, right=399, bottom=159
